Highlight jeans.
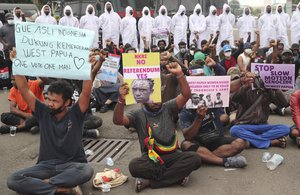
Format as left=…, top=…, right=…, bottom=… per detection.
left=230, top=124, right=290, bottom=148
left=7, top=161, right=94, bottom=195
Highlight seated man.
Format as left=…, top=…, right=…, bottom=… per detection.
left=289, top=90, right=300, bottom=147
left=113, top=62, right=201, bottom=192
left=6, top=50, right=105, bottom=194
left=180, top=105, right=247, bottom=168
left=230, top=75, right=290, bottom=148
left=0, top=76, right=45, bottom=134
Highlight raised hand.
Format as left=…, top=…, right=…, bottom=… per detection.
left=165, top=62, right=183, bottom=76
left=196, top=105, right=208, bottom=119
left=119, top=83, right=129, bottom=100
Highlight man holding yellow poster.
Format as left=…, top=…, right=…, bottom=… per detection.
left=122, top=53, right=161, bottom=105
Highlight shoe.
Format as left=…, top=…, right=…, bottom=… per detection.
left=100, top=104, right=110, bottom=113
left=85, top=129, right=100, bottom=139
left=274, top=107, right=285, bottom=116
left=0, top=125, right=10, bottom=134
left=30, top=126, right=40, bottom=134
left=224, top=156, right=247, bottom=168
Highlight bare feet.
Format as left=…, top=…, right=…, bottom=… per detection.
left=135, top=178, right=150, bottom=193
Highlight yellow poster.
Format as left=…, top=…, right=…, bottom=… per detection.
left=122, top=53, right=161, bottom=105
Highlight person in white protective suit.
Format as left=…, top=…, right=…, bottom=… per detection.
left=35, top=5, right=57, bottom=25
left=237, top=7, right=256, bottom=43
left=79, top=4, right=100, bottom=48
left=13, top=7, right=26, bottom=22
left=153, top=5, right=171, bottom=46
left=189, top=3, right=206, bottom=49
left=217, top=4, right=235, bottom=54
left=258, top=4, right=278, bottom=48
left=138, top=6, right=154, bottom=52
left=120, top=6, right=138, bottom=49
left=202, top=6, right=220, bottom=47
left=275, top=4, right=290, bottom=49
left=291, top=2, right=300, bottom=45
left=99, top=2, right=121, bottom=48
left=59, top=5, right=79, bottom=27
left=170, top=5, right=188, bottom=54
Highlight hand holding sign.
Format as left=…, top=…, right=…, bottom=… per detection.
left=119, top=83, right=129, bottom=100
left=196, top=105, right=208, bottom=119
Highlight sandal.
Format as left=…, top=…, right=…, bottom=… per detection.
left=135, top=178, right=149, bottom=193
left=278, top=136, right=287, bottom=148
left=180, top=176, right=190, bottom=186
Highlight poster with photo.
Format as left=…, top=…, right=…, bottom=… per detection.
left=186, top=76, right=231, bottom=109
left=97, top=54, right=120, bottom=83
left=122, top=53, right=161, bottom=105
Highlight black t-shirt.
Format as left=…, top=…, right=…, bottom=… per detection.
left=34, top=100, right=87, bottom=164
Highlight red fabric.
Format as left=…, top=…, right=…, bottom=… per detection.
left=291, top=90, right=300, bottom=132
left=224, top=56, right=237, bottom=71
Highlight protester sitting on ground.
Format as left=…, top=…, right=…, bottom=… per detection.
left=219, top=39, right=244, bottom=71
left=230, top=72, right=290, bottom=149
left=113, top=61, right=201, bottom=193
left=174, top=41, right=189, bottom=68
left=6, top=49, right=105, bottom=195
left=0, top=76, right=45, bottom=134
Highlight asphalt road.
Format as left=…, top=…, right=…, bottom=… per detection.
left=0, top=89, right=299, bottom=195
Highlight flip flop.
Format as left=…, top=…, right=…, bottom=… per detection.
left=135, top=178, right=149, bottom=193
left=278, top=136, right=287, bottom=148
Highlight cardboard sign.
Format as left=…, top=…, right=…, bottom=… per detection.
left=186, top=76, right=231, bottom=109
left=122, top=53, right=161, bottom=105
left=13, top=22, right=95, bottom=80
left=97, top=54, right=120, bottom=83
left=251, top=63, right=295, bottom=90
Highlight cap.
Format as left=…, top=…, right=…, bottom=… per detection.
left=190, top=44, right=197, bottom=50
left=5, top=13, right=13, bottom=20
left=227, top=67, right=241, bottom=80
left=282, top=49, right=292, bottom=55
left=222, top=44, right=231, bottom=52
left=194, top=51, right=206, bottom=61
left=243, top=42, right=252, bottom=49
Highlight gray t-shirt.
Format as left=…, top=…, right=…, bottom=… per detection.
left=126, top=99, right=179, bottom=153
left=34, top=100, right=87, bottom=164
left=0, top=24, right=15, bottom=50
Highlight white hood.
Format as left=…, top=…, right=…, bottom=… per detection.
left=176, top=5, right=186, bottom=16
left=85, top=4, right=95, bottom=16
left=104, top=2, right=114, bottom=14
left=222, top=3, right=231, bottom=14
left=264, top=4, right=272, bottom=14
left=209, top=5, right=217, bottom=16
left=242, top=7, right=251, bottom=16
left=158, top=5, right=168, bottom=16
left=40, top=5, right=52, bottom=16
left=276, top=4, right=285, bottom=14
left=63, top=5, right=73, bottom=17
left=193, top=4, right=202, bottom=15
left=142, top=6, right=151, bottom=17
left=125, top=6, right=133, bottom=17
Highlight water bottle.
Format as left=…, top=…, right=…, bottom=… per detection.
left=266, top=154, right=284, bottom=170
left=106, top=157, right=114, bottom=166
left=102, top=183, right=111, bottom=192
left=262, top=152, right=272, bottom=162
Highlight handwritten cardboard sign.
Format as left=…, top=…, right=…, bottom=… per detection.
left=186, top=76, right=231, bottom=109
left=13, top=22, right=95, bottom=80
left=122, top=53, right=161, bottom=105
left=251, top=63, right=295, bottom=90
left=97, top=54, right=120, bottom=83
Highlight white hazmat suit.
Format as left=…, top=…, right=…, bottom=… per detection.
left=237, top=7, right=256, bottom=43
left=138, top=7, right=154, bottom=52
left=202, top=6, right=220, bottom=44
left=153, top=5, right=171, bottom=45
left=189, top=4, right=206, bottom=49
left=258, top=5, right=278, bottom=48
left=291, top=2, right=300, bottom=45
left=99, top=2, right=121, bottom=48
left=59, top=5, right=79, bottom=27
left=35, top=5, right=57, bottom=25
left=79, top=5, right=100, bottom=48
left=275, top=4, right=290, bottom=48
left=170, top=5, right=188, bottom=54
left=120, top=6, right=138, bottom=49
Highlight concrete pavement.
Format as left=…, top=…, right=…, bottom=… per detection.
left=0, top=89, right=299, bottom=195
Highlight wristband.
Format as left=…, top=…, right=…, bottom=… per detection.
left=176, top=73, right=185, bottom=79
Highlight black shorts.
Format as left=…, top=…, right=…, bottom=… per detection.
left=182, top=137, right=237, bottom=152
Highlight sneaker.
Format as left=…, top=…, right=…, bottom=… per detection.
left=100, top=104, right=110, bottom=113
left=224, top=156, right=247, bottom=168
left=0, top=125, right=10, bottom=134
left=85, top=129, right=100, bottom=139
left=30, top=126, right=40, bottom=135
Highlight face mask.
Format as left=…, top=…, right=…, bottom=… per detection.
left=47, top=105, right=65, bottom=116
left=144, top=10, right=149, bottom=15
left=245, top=49, right=252, bottom=54
left=224, top=52, right=232, bottom=57
left=180, top=48, right=186, bottom=53
left=107, top=7, right=112, bottom=12
left=88, top=9, right=93, bottom=14
left=212, top=11, right=216, bottom=15
left=195, top=61, right=205, bottom=66
left=190, top=50, right=195, bottom=55
left=245, top=10, right=250, bottom=15
left=65, top=11, right=71, bottom=16
left=16, top=12, right=21, bottom=17
left=196, top=9, right=201, bottom=15
left=129, top=10, right=133, bottom=15
left=266, top=8, right=271, bottom=14
left=180, top=11, right=185, bottom=16
left=278, top=8, right=282, bottom=13
left=161, top=9, right=166, bottom=15
left=45, top=11, right=50, bottom=15
left=225, top=9, right=230, bottom=14
left=7, top=20, right=14, bottom=25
